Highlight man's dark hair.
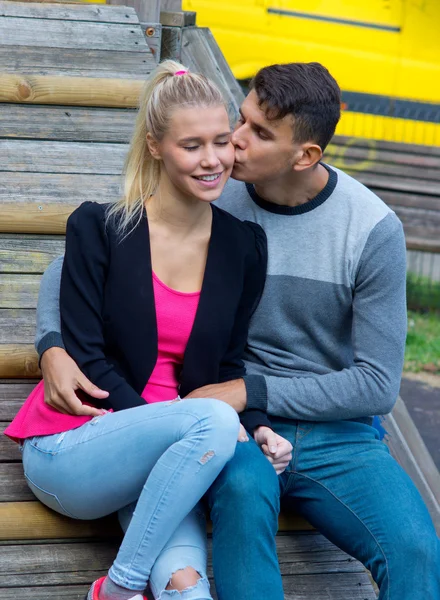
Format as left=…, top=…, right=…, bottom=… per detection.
left=250, top=62, right=341, bottom=151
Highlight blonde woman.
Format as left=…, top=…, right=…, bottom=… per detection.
left=5, top=61, right=268, bottom=600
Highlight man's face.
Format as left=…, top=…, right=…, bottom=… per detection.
left=231, top=90, right=300, bottom=184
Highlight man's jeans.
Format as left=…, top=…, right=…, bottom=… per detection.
left=208, top=417, right=440, bottom=600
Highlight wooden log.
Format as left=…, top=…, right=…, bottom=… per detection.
left=0, top=346, right=40, bottom=378
left=0, top=204, right=78, bottom=235
left=0, top=1, right=139, bottom=23
left=0, top=73, right=143, bottom=108
left=0, top=502, right=121, bottom=541
left=0, top=46, right=155, bottom=79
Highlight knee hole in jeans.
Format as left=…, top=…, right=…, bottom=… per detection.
left=166, top=567, right=202, bottom=592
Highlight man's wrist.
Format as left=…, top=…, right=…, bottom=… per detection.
left=243, top=375, right=268, bottom=411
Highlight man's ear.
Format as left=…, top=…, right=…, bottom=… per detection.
left=146, top=132, right=161, bottom=160
left=293, top=143, right=323, bottom=172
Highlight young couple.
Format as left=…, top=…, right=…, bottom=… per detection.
left=6, top=60, right=440, bottom=600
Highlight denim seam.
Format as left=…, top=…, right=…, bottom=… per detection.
left=23, top=472, right=79, bottom=519
left=292, top=470, right=390, bottom=599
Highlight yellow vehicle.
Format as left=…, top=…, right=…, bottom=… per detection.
left=182, top=0, right=440, bottom=145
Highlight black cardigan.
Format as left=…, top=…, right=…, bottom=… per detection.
left=60, top=201, right=271, bottom=432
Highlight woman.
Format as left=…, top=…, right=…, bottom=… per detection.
left=5, top=61, right=268, bottom=600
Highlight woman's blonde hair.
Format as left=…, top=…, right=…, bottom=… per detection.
left=107, top=60, right=227, bottom=234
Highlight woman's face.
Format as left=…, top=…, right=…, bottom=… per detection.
left=154, top=105, right=234, bottom=203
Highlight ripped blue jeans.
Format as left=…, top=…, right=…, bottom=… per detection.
left=21, top=399, right=239, bottom=598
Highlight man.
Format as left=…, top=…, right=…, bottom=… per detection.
left=35, top=63, right=439, bottom=599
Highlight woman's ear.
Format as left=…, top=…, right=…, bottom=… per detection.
left=146, top=133, right=161, bottom=160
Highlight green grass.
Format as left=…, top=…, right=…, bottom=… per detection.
left=407, top=272, right=440, bottom=312
left=405, top=310, right=440, bottom=373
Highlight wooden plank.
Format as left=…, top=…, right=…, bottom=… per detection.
left=0, top=46, right=155, bottom=79
left=0, top=174, right=121, bottom=205
left=0, top=502, right=121, bottom=541
left=1, top=140, right=126, bottom=174
left=0, top=275, right=41, bottom=309
left=0, top=105, right=136, bottom=142
left=0, top=424, right=21, bottom=461
left=378, top=190, right=440, bottom=213
left=0, top=345, right=40, bottom=378
left=0, top=310, right=36, bottom=345
left=0, top=1, right=139, bottom=23
left=382, top=398, right=440, bottom=534
left=0, top=17, right=147, bottom=52
left=0, top=236, right=64, bottom=273
left=0, top=74, right=143, bottom=108
left=0, top=381, right=39, bottom=421
left=405, top=237, right=440, bottom=253
left=108, top=0, right=161, bottom=23
left=356, top=172, right=440, bottom=196
left=326, top=143, right=440, bottom=170
left=0, top=463, right=34, bottom=501
left=392, top=206, right=440, bottom=244
left=0, top=587, right=90, bottom=599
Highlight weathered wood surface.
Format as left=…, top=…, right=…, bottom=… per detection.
left=0, top=74, right=143, bottom=108
left=1, top=140, right=126, bottom=173
left=0, top=381, right=41, bottom=421
left=0, top=174, right=120, bottom=204
left=108, top=0, right=161, bottom=23
left=0, top=17, right=147, bottom=52
left=0, top=275, right=41, bottom=309
left=0, top=46, right=155, bottom=78
left=0, top=424, right=21, bottom=461
left=0, top=463, right=34, bottom=501
left=0, top=1, right=139, bottom=23
left=0, top=104, right=135, bottom=142
left=0, top=310, right=36, bottom=344
left=0, top=534, right=375, bottom=599
left=0, top=236, right=64, bottom=273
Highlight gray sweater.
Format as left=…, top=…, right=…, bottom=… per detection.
left=36, top=164, right=407, bottom=422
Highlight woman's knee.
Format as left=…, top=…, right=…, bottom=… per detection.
left=151, top=559, right=211, bottom=599
left=185, top=398, right=239, bottom=457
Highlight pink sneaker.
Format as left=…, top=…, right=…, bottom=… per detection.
left=85, top=576, right=148, bottom=600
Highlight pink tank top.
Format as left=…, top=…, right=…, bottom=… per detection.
left=4, top=273, right=200, bottom=442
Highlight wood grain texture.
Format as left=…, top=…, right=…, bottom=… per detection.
left=0, top=74, right=143, bottom=108
left=0, top=1, right=139, bottom=23
left=0, top=463, right=34, bottom=501
left=0, top=204, right=79, bottom=234
left=0, top=17, right=147, bottom=51
left=0, top=275, right=41, bottom=309
left=0, top=381, right=39, bottom=421
left=0, top=174, right=121, bottom=205
left=0, top=309, right=36, bottom=344
left=0, top=236, right=64, bottom=273
left=1, top=104, right=135, bottom=142
left=0, top=46, right=155, bottom=78
left=0, top=424, right=21, bottom=461
left=0, top=345, right=40, bottom=378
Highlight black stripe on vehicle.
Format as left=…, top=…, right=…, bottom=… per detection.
left=342, top=91, right=440, bottom=124
left=267, top=8, right=401, bottom=33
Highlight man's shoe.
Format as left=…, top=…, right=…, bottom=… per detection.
left=85, top=576, right=147, bottom=600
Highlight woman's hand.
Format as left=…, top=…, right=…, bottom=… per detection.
left=40, top=347, right=109, bottom=416
left=237, top=423, right=249, bottom=443
left=254, top=426, right=293, bottom=475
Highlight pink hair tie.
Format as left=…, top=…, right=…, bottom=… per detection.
left=175, top=70, right=188, bottom=76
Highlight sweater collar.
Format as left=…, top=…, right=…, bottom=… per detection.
left=245, top=163, right=337, bottom=215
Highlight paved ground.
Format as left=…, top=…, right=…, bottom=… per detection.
left=400, top=373, right=440, bottom=469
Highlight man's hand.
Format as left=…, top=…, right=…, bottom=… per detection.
left=184, top=379, right=247, bottom=413
left=40, top=347, right=109, bottom=416
left=254, top=426, right=293, bottom=475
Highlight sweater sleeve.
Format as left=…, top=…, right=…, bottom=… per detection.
left=60, top=202, right=145, bottom=412
left=35, top=255, right=64, bottom=358
left=244, top=214, right=407, bottom=420
left=216, top=222, right=272, bottom=432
